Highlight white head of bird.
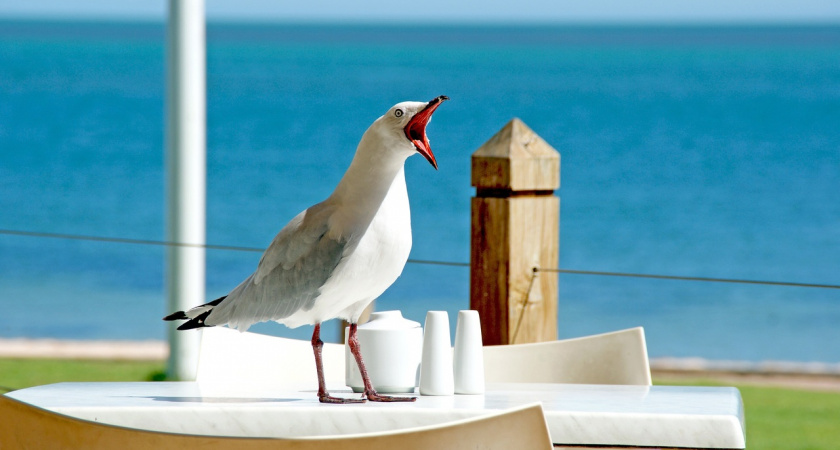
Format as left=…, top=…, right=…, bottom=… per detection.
left=330, top=95, right=447, bottom=216
left=355, top=96, right=447, bottom=170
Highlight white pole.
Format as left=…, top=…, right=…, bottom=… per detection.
left=166, top=0, right=206, bottom=381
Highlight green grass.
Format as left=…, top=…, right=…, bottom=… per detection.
left=2, top=360, right=838, bottom=449
left=0, top=358, right=165, bottom=392
left=741, top=385, right=840, bottom=449
left=657, top=379, right=840, bottom=450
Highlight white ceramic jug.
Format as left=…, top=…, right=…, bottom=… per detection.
left=345, top=310, right=423, bottom=393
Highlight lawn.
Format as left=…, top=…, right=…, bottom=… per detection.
left=2, top=359, right=839, bottom=449
left=656, top=378, right=840, bottom=450
left=0, top=358, right=165, bottom=392
left=737, top=384, right=840, bottom=449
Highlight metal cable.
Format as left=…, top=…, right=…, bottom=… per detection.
left=1, top=228, right=838, bottom=290
left=0, top=228, right=264, bottom=253
left=537, top=267, right=840, bottom=290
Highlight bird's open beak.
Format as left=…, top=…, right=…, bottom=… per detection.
left=404, top=95, right=448, bottom=170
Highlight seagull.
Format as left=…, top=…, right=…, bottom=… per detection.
left=164, top=95, right=448, bottom=403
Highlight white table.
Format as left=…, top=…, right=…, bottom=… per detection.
left=6, top=382, right=745, bottom=449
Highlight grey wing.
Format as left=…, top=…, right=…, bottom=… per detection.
left=206, top=204, right=350, bottom=330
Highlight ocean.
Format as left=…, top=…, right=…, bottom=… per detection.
left=1, top=20, right=838, bottom=363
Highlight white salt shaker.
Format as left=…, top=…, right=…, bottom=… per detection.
left=453, top=310, right=485, bottom=394
left=419, top=311, right=454, bottom=395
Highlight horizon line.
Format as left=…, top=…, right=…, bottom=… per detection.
left=1, top=14, right=840, bottom=28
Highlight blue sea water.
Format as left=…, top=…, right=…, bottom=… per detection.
left=1, top=21, right=838, bottom=362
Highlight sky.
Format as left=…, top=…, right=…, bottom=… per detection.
left=0, top=0, right=839, bottom=23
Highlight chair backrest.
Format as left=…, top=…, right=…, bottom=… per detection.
left=0, top=395, right=552, bottom=450
left=195, top=327, right=345, bottom=386
left=483, top=327, right=652, bottom=385
left=196, top=326, right=651, bottom=387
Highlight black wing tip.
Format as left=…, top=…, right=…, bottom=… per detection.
left=163, top=311, right=188, bottom=321
left=176, top=321, right=207, bottom=331
left=176, top=310, right=214, bottom=331
left=164, top=295, right=227, bottom=329
left=163, top=296, right=227, bottom=323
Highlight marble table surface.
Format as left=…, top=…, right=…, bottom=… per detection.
left=7, top=381, right=745, bottom=449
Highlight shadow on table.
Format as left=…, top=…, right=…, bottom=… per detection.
left=143, top=396, right=301, bottom=404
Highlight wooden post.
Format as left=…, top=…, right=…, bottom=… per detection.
left=470, top=118, right=559, bottom=346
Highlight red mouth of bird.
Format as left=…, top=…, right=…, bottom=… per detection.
left=404, top=95, right=448, bottom=169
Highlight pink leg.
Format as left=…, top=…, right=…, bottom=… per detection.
left=347, top=323, right=416, bottom=402
left=312, top=323, right=364, bottom=404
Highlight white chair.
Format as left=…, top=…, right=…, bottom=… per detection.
left=0, top=395, right=552, bottom=450
left=196, top=326, right=651, bottom=387
left=195, top=327, right=345, bottom=386
left=483, top=327, right=652, bottom=385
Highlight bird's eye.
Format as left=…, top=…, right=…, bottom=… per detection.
left=394, top=109, right=404, bottom=118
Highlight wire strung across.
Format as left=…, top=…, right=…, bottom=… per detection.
left=1, top=228, right=838, bottom=291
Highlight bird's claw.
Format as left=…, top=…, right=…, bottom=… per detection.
left=365, top=391, right=417, bottom=402
left=319, top=394, right=366, bottom=404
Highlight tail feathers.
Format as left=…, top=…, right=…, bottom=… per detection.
left=163, top=296, right=227, bottom=330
